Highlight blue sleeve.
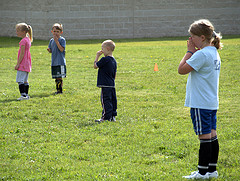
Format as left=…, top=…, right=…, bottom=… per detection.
left=96, top=57, right=108, bottom=68
left=59, top=37, right=66, bottom=48
left=186, top=51, right=205, bottom=72
left=48, top=39, right=53, bottom=49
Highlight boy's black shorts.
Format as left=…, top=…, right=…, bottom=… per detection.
left=51, top=65, right=66, bottom=78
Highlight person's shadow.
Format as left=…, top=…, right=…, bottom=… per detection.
left=0, top=93, right=53, bottom=103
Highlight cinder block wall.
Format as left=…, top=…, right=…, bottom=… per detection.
left=0, top=0, right=239, bottom=40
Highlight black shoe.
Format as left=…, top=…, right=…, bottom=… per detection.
left=55, top=91, right=62, bottom=95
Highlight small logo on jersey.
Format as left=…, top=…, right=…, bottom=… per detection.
left=214, top=60, right=220, bottom=70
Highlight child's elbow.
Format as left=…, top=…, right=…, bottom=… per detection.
left=178, top=64, right=193, bottom=75
left=178, top=69, right=183, bottom=75
left=178, top=68, right=186, bottom=75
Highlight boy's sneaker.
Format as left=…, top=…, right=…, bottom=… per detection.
left=110, top=116, right=116, bottom=122
left=95, top=118, right=105, bottom=123
left=183, top=171, right=209, bottom=179
left=17, top=96, right=29, bottom=101
left=208, top=171, right=218, bottom=178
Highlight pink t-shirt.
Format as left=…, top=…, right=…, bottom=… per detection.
left=18, top=37, right=32, bottom=72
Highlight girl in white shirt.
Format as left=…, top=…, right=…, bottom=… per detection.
left=178, top=19, right=222, bottom=180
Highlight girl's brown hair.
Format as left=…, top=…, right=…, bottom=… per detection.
left=188, top=19, right=222, bottom=49
left=16, top=23, right=33, bottom=42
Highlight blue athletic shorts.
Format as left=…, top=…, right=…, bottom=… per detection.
left=190, top=108, right=217, bottom=135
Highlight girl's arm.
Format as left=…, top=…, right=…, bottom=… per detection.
left=178, top=53, right=194, bottom=74
left=178, top=37, right=196, bottom=75
left=15, top=45, right=25, bottom=70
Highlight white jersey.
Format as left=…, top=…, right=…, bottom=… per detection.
left=185, top=46, right=221, bottom=110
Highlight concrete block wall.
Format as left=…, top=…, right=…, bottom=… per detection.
left=0, top=0, right=239, bottom=40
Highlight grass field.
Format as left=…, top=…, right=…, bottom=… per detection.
left=0, top=36, right=239, bottom=180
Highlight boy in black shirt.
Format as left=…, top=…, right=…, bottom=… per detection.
left=94, top=40, right=117, bottom=123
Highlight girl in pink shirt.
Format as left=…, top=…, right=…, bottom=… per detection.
left=15, top=23, right=33, bottom=100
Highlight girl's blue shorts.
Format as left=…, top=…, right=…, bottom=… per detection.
left=190, top=108, right=217, bottom=135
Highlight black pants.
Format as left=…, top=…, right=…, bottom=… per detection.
left=101, top=87, right=117, bottom=120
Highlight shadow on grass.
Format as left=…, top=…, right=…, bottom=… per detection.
left=0, top=93, right=53, bottom=103
left=0, top=98, right=19, bottom=103
left=30, top=93, right=53, bottom=98
left=76, top=121, right=96, bottom=128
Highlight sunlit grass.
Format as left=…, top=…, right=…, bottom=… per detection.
left=0, top=36, right=239, bottom=180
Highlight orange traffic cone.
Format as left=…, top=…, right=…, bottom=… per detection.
left=154, top=63, right=159, bottom=71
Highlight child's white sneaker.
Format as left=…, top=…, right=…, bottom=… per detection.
left=183, top=171, right=209, bottom=179
left=208, top=171, right=218, bottom=178
left=17, top=96, right=29, bottom=101
left=110, top=116, right=116, bottom=122
left=95, top=118, right=105, bottom=123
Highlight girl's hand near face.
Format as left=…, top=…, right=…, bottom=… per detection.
left=187, top=37, right=198, bottom=53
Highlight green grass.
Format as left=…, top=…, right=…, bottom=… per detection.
left=0, top=36, right=239, bottom=180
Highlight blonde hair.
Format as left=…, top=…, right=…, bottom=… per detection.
left=16, top=23, right=33, bottom=42
left=102, top=40, right=115, bottom=51
left=188, top=19, right=222, bottom=49
left=52, top=23, right=63, bottom=32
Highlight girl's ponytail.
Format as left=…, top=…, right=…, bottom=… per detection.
left=212, top=31, right=222, bottom=50
left=27, top=25, right=33, bottom=42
